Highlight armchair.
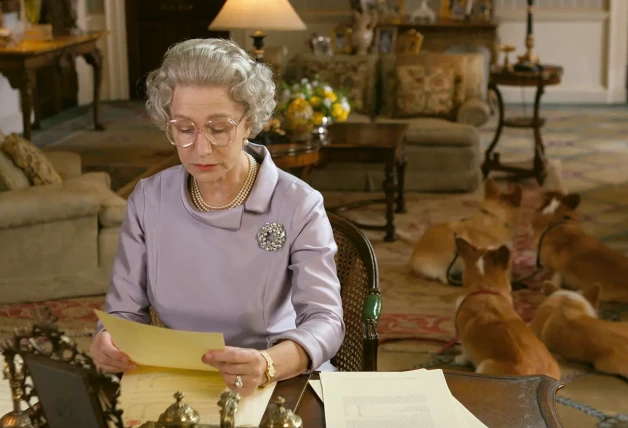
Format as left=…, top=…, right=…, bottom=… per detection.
left=0, top=132, right=125, bottom=303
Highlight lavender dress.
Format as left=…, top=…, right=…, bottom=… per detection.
left=98, top=143, right=345, bottom=372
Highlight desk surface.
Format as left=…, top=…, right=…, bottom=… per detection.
left=273, top=370, right=563, bottom=428
left=0, top=31, right=108, bottom=56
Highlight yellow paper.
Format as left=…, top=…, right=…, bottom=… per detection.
left=317, top=369, right=488, bottom=428
left=95, top=310, right=225, bottom=371
left=119, top=366, right=276, bottom=427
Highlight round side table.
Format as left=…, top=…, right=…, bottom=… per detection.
left=482, top=65, right=564, bottom=185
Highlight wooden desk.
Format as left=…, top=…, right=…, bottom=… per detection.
left=0, top=32, right=107, bottom=140
left=277, top=371, right=563, bottom=427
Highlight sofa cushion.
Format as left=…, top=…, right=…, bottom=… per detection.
left=1, top=133, right=62, bottom=186
left=393, top=65, right=457, bottom=118
left=292, top=53, right=379, bottom=116
left=380, top=53, right=469, bottom=118
left=0, top=131, right=30, bottom=191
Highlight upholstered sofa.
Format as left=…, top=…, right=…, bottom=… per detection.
left=287, top=49, right=490, bottom=192
left=0, top=131, right=125, bottom=303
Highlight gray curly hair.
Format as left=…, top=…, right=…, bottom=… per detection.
left=145, top=38, right=276, bottom=137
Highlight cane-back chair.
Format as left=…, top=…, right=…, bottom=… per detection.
left=327, top=211, right=381, bottom=372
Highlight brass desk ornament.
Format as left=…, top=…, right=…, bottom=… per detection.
left=259, top=397, right=302, bottom=428
left=139, top=391, right=302, bottom=428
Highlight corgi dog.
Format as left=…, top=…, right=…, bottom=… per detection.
left=410, top=178, right=522, bottom=284
left=533, top=191, right=628, bottom=303
left=453, top=237, right=561, bottom=379
left=530, top=282, right=628, bottom=378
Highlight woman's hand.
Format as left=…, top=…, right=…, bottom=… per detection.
left=202, top=347, right=267, bottom=397
left=89, top=330, right=136, bottom=374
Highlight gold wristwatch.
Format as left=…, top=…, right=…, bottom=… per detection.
left=258, top=350, right=276, bottom=389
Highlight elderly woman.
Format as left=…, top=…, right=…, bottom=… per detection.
left=89, top=38, right=345, bottom=396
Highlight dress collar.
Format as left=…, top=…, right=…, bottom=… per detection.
left=179, top=143, right=279, bottom=230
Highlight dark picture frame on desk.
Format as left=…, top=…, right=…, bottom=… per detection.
left=23, top=353, right=109, bottom=428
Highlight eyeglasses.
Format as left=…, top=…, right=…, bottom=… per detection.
left=165, top=112, right=247, bottom=148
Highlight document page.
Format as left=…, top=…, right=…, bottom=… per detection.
left=0, top=377, right=12, bottom=417
left=119, top=366, right=275, bottom=427
left=94, top=310, right=225, bottom=371
left=320, top=370, right=466, bottom=428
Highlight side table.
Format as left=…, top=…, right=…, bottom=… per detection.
left=0, top=32, right=108, bottom=141
left=482, top=65, right=563, bottom=185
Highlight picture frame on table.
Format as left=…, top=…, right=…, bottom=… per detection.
left=378, top=0, right=405, bottom=23
left=330, top=25, right=353, bottom=54
left=0, top=307, right=125, bottom=428
left=449, top=0, right=494, bottom=21
left=374, top=26, right=397, bottom=54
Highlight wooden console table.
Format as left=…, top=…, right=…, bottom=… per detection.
left=0, top=31, right=107, bottom=140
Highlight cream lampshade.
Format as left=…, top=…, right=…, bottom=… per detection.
left=209, top=0, right=306, bottom=61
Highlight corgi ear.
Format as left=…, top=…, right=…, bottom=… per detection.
left=543, top=281, right=560, bottom=296
left=583, top=283, right=602, bottom=308
left=455, top=236, right=478, bottom=259
left=504, top=186, right=523, bottom=207
left=487, top=245, right=511, bottom=269
left=484, top=178, right=500, bottom=199
left=562, top=193, right=581, bottom=210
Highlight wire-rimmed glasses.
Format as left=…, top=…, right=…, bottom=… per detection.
left=165, top=112, right=247, bottom=148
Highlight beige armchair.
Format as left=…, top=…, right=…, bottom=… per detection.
left=0, top=133, right=125, bottom=303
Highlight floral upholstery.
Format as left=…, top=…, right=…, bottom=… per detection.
left=291, top=54, right=379, bottom=116
left=393, top=65, right=457, bottom=119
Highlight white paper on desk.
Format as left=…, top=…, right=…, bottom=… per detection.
left=119, top=366, right=275, bottom=427
left=316, top=369, right=487, bottom=428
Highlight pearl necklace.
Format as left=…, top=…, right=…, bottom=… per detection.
left=189, top=153, right=259, bottom=211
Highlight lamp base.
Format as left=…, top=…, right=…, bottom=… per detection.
left=250, top=30, right=266, bottom=62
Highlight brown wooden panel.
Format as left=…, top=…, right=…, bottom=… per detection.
left=126, top=0, right=228, bottom=99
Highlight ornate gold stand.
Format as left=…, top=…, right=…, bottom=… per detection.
left=139, top=392, right=302, bottom=428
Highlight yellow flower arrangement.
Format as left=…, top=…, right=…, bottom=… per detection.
left=278, top=76, right=352, bottom=137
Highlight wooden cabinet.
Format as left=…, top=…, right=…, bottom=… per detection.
left=125, top=0, right=228, bottom=99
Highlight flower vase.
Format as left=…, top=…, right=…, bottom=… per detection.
left=283, top=98, right=314, bottom=142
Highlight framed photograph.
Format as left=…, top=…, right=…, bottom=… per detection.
left=377, top=0, right=405, bottom=23
left=23, top=353, right=109, bottom=428
left=374, top=26, right=397, bottom=54
left=330, top=25, right=352, bottom=55
left=0, top=307, right=124, bottom=428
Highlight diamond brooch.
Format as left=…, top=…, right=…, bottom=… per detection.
left=257, top=223, right=286, bottom=252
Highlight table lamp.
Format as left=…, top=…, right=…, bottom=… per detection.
left=209, top=0, right=306, bottom=62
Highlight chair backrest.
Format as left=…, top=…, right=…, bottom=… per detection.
left=327, top=211, right=379, bottom=372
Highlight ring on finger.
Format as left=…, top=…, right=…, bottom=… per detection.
left=235, top=375, right=244, bottom=388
